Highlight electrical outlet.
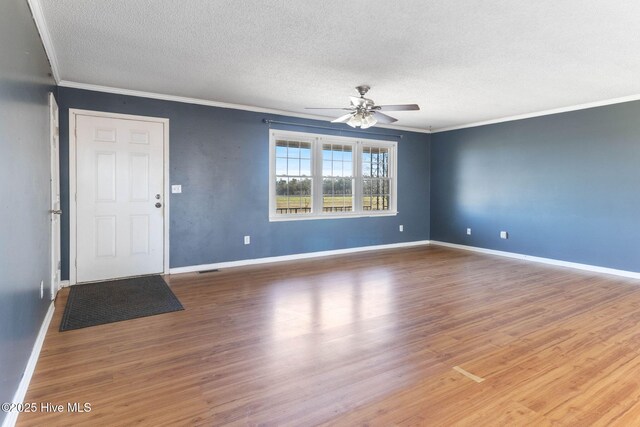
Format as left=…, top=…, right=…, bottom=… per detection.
left=399, top=225, right=404, bottom=232
left=244, top=235, right=250, bottom=245
left=466, top=228, right=471, bottom=235
left=40, top=280, right=44, bottom=299
left=500, top=231, right=508, bottom=239
left=171, top=184, right=182, bottom=194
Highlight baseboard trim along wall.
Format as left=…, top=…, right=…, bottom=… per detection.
left=169, top=240, right=432, bottom=274
left=2, top=302, right=55, bottom=427
left=430, top=241, right=640, bottom=280
left=169, top=239, right=640, bottom=279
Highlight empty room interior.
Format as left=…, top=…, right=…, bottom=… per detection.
left=3, top=0, right=640, bottom=425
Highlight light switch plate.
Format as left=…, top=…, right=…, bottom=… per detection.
left=466, top=228, right=472, bottom=235
left=500, top=231, right=508, bottom=239
left=171, top=185, right=182, bottom=194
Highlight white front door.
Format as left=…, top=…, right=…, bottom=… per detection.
left=49, top=93, right=61, bottom=299
left=75, top=113, right=165, bottom=283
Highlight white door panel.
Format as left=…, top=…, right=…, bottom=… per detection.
left=76, top=114, right=164, bottom=283
left=50, top=93, right=61, bottom=299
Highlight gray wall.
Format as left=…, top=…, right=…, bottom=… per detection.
left=57, top=87, right=431, bottom=279
left=431, top=101, right=640, bottom=272
left=0, top=0, right=55, bottom=419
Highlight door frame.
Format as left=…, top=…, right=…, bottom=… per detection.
left=49, top=93, right=61, bottom=299
left=69, top=108, right=170, bottom=285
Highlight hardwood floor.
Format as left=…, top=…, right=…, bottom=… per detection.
left=17, top=245, right=640, bottom=426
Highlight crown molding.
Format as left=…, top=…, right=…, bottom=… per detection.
left=27, top=0, right=60, bottom=84
left=432, top=93, right=640, bottom=133
left=57, top=80, right=432, bottom=134
left=55, top=80, right=640, bottom=135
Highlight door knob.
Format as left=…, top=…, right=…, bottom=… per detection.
left=50, top=209, right=62, bottom=215
left=155, top=202, right=162, bottom=208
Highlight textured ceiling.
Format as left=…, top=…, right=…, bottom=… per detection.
left=39, top=0, right=640, bottom=130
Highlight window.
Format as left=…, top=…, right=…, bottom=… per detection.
left=322, top=143, right=354, bottom=212
left=274, top=139, right=312, bottom=214
left=269, top=130, right=397, bottom=221
left=362, top=146, right=390, bottom=211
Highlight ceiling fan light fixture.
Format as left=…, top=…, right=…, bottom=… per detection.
left=306, top=86, right=419, bottom=128
left=360, top=113, right=377, bottom=129
left=347, top=113, right=363, bottom=128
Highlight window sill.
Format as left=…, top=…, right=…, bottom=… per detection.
left=269, top=211, right=398, bottom=222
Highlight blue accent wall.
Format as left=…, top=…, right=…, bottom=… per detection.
left=0, top=0, right=55, bottom=419
left=57, top=87, right=431, bottom=279
left=431, top=101, right=640, bottom=272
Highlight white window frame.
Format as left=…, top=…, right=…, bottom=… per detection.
left=269, top=129, right=398, bottom=222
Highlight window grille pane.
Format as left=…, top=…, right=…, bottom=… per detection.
left=323, top=160, right=332, bottom=176
left=288, top=141, right=300, bottom=158
left=275, top=177, right=312, bottom=214
left=275, top=140, right=287, bottom=158
left=382, top=179, right=390, bottom=195
left=323, top=143, right=354, bottom=178
left=323, top=177, right=354, bottom=212
left=335, top=178, right=344, bottom=196
left=300, top=159, right=311, bottom=176
left=362, top=162, right=371, bottom=178
left=333, top=145, right=343, bottom=161
left=362, top=178, right=390, bottom=211
left=276, top=178, right=287, bottom=196
left=343, top=147, right=353, bottom=162
left=364, top=147, right=384, bottom=179
left=276, top=158, right=287, bottom=176
left=287, top=158, right=299, bottom=176
left=300, top=142, right=311, bottom=159
left=323, top=145, right=332, bottom=160
left=362, top=147, right=371, bottom=164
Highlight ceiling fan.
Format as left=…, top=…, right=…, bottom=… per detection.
left=305, top=85, right=420, bottom=129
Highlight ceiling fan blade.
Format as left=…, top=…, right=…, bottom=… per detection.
left=305, top=107, right=353, bottom=110
left=350, top=96, right=366, bottom=107
left=331, top=113, right=354, bottom=123
left=373, top=111, right=398, bottom=124
left=376, top=104, right=420, bottom=111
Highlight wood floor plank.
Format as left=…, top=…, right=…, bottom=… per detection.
left=16, top=245, right=640, bottom=426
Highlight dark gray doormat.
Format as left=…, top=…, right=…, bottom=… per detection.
left=60, top=275, right=184, bottom=331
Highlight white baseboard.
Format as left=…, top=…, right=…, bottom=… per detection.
left=169, top=240, right=431, bottom=274
left=430, top=240, right=640, bottom=280
left=2, top=302, right=55, bottom=427
left=60, top=280, right=70, bottom=288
